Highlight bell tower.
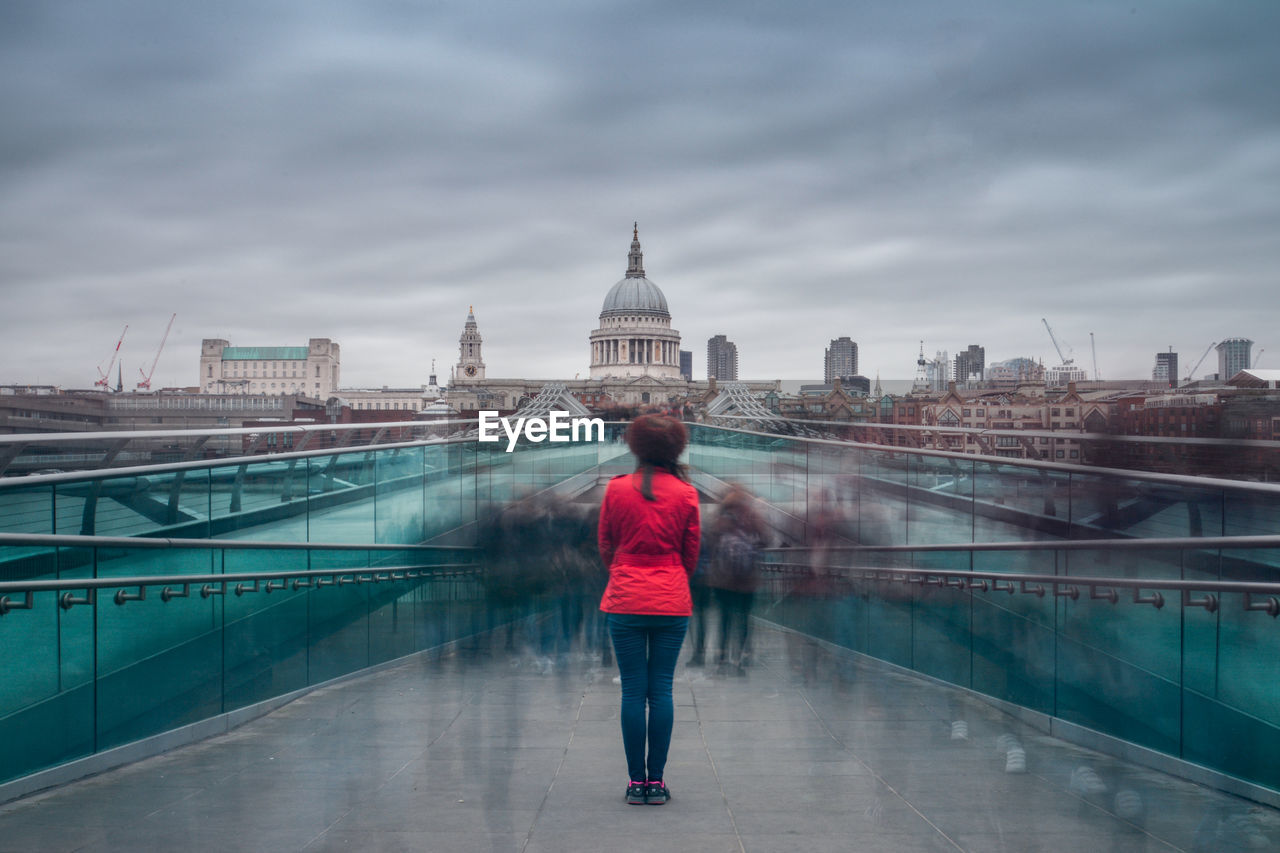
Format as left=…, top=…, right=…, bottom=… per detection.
left=455, top=306, right=486, bottom=381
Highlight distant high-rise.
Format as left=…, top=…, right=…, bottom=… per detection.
left=679, top=350, right=692, bottom=381
left=824, top=337, right=858, bottom=384
left=954, top=345, right=985, bottom=385
left=1216, top=338, right=1253, bottom=380
left=707, top=335, right=739, bottom=381
left=1153, top=350, right=1179, bottom=388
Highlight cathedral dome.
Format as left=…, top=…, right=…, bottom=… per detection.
left=600, top=276, right=669, bottom=318
left=599, top=224, right=670, bottom=319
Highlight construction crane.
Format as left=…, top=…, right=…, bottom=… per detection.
left=1185, top=341, right=1216, bottom=383
left=1041, top=318, right=1074, bottom=365
left=137, top=313, right=176, bottom=391
left=1090, top=332, right=1100, bottom=381
left=94, top=325, right=129, bottom=390
left=1253, top=348, right=1265, bottom=370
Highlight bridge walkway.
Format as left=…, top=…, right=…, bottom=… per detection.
left=1, top=624, right=1271, bottom=853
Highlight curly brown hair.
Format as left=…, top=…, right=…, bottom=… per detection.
left=624, top=414, right=689, bottom=500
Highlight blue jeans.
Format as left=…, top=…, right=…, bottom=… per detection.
left=607, top=614, right=689, bottom=783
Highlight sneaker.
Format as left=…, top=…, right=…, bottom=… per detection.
left=625, top=781, right=647, bottom=805
left=645, top=780, right=670, bottom=805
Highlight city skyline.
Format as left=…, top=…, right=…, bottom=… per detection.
left=1, top=2, right=1277, bottom=389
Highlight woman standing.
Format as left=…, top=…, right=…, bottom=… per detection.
left=598, top=414, right=701, bottom=805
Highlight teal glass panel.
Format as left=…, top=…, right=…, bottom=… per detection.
left=223, top=546, right=309, bottom=710
left=209, top=457, right=309, bottom=540
left=52, top=479, right=92, bottom=537
left=1056, top=546, right=1182, bottom=755
left=0, top=543, right=74, bottom=783
left=368, top=583, right=418, bottom=666
left=971, top=461, right=1070, bottom=544
left=306, top=452, right=375, bottom=544
left=55, top=544, right=97, bottom=762
left=60, top=470, right=203, bottom=538
left=306, top=549, right=372, bottom=684
left=863, top=576, right=913, bottom=669
left=1224, top=487, right=1280, bottom=564
left=907, top=455, right=973, bottom=546
left=857, top=448, right=907, bottom=547
left=376, top=446, right=425, bottom=545
left=909, top=549, right=972, bottom=686
left=1181, top=543, right=1221, bottom=697
left=1068, top=474, right=1221, bottom=541
left=146, top=468, right=212, bottom=539
left=94, top=545, right=221, bottom=751
left=0, top=481, right=54, bottom=536
left=970, top=547, right=1056, bottom=713
left=1184, top=539, right=1280, bottom=790
left=479, top=441, right=514, bottom=511
left=425, top=443, right=468, bottom=540
left=598, top=422, right=632, bottom=478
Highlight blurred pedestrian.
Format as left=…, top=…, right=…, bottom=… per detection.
left=707, top=485, right=767, bottom=674
left=598, top=414, right=701, bottom=805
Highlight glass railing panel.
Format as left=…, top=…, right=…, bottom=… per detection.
left=306, top=452, right=375, bottom=545
left=368, top=584, right=417, bottom=668
left=909, top=549, right=972, bottom=686
left=222, top=547, right=310, bottom=711
left=908, top=455, right=972, bottom=546
left=436, top=442, right=472, bottom=538
left=375, top=446, right=425, bottom=545
left=94, top=544, right=222, bottom=752
left=209, top=457, right=308, bottom=540
left=1068, top=474, right=1223, bottom=540
left=0, top=481, right=53, bottom=538
left=52, top=479, right=91, bottom=537
left=149, top=468, right=212, bottom=539
left=1180, top=546, right=1220, bottom=700
left=0, top=544, right=80, bottom=785
left=1184, top=542, right=1280, bottom=792
left=1223, top=487, right=1280, bottom=570
left=1056, top=546, right=1183, bottom=756
left=478, top=443, right=515, bottom=509
left=863, top=572, right=914, bottom=671
left=306, top=548, right=373, bottom=684
left=971, top=461, right=1069, bottom=544
left=762, top=436, right=803, bottom=513
left=857, top=448, right=908, bottom=547
left=970, top=547, right=1057, bottom=714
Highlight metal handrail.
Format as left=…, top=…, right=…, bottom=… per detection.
left=709, top=412, right=1280, bottom=450
left=762, top=534, right=1280, bottom=553
left=0, top=532, right=479, bottom=552
left=761, top=563, right=1280, bottom=617
left=0, top=562, right=483, bottom=615
left=689, top=422, right=1280, bottom=493
left=0, top=417, right=484, bottom=447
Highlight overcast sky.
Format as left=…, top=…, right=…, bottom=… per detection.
left=2, top=1, right=1277, bottom=390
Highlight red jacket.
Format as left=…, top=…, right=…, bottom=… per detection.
left=598, top=471, right=701, bottom=615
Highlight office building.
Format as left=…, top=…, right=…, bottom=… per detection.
left=707, top=335, right=739, bottom=381
left=200, top=338, right=340, bottom=398
left=1217, top=338, right=1253, bottom=381
left=824, top=337, right=858, bottom=384
left=954, top=345, right=985, bottom=385
left=1153, top=351, right=1179, bottom=389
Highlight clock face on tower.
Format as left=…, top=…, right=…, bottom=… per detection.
left=464, top=365, right=477, bottom=377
